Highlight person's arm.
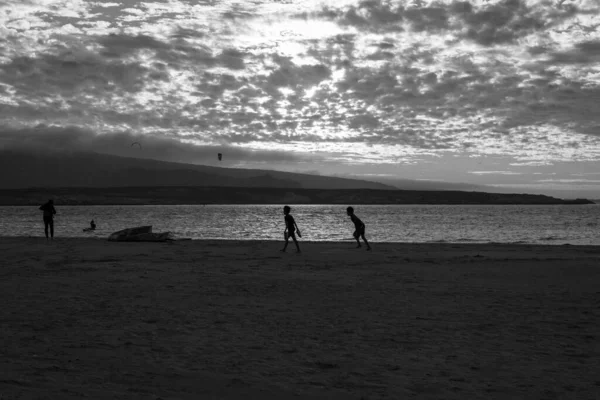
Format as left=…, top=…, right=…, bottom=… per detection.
left=356, top=216, right=364, bottom=229
left=291, top=215, right=298, bottom=230
left=52, top=206, right=56, bottom=215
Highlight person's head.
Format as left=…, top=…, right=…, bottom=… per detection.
left=346, top=206, right=354, bottom=216
left=283, top=205, right=291, bottom=215
left=48, top=199, right=54, bottom=205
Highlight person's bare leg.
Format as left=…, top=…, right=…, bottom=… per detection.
left=361, top=234, right=371, bottom=250
left=50, top=221, right=54, bottom=239
left=281, top=237, right=289, bottom=252
left=354, top=232, right=361, bottom=248
left=292, top=236, right=301, bottom=252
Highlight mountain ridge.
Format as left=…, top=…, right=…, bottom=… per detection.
left=0, top=150, right=393, bottom=190
left=0, top=186, right=593, bottom=206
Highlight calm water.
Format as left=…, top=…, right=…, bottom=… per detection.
left=1, top=204, right=599, bottom=245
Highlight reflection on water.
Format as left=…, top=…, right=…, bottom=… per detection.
left=0, top=204, right=599, bottom=245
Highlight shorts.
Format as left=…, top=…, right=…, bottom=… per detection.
left=353, top=226, right=365, bottom=238
left=43, top=216, right=54, bottom=225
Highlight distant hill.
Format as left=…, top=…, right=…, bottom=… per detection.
left=357, top=176, right=488, bottom=192
left=0, top=186, right=593, bottom=206
left=0, top=150, right=393, bottom=190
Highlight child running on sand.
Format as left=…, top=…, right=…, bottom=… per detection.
left=347, top=206, right=371, bottom=251
left=281, top=205, right=301, bottom=253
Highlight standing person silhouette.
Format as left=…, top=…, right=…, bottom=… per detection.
left=281, top=205, right=301, bottom=253
left=347, top=206, right=371, bottom=251
left=39, top=199, right=56, bottom=240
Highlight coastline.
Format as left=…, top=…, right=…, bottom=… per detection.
left=0, top=186, right=595, bottom=206
left=2, top=235, right=600, bottom=246
left=1, top=237, right=599, bottom=399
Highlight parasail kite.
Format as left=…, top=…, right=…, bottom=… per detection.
left=131, top=142, right=142, bottom=149
left=218, top=153, right=222, bottom=161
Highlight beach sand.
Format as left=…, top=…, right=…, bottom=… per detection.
left=1, top=237, right=599, bottom=399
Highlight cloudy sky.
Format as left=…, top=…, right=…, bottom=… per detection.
left=1, top=0, right=600, bottom=196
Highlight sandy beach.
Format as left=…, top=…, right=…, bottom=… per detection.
left=1, top=237, right=599, bottom=399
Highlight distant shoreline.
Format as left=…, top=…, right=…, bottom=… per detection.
left=2, top=237, right=598, bottom=247
left=0, top=186, right=595, bottom=206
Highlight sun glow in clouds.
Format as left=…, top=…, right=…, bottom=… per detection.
left=1, top=0, right=600, bottom=194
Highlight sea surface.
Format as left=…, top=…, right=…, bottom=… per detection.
left=1, top=204, right=599, bottom=245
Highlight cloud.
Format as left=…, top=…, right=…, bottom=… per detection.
left=306, top=0, right=592, bottom=45
left=469, top=170, right=523, bottom=175
left=2, top=0, right=600, bottom=176
left=537, top=178, right=600, bottom=184
left=455, top=0, right=580, bottom=46
left=0, top=125, right=309, bottom=165
left=0, top=43, right=155, bottom=99
left=548, top=39, right=600, bottom=64
left=99, top=33, right=171, bottom=57
left=265, top=55, right=332, bottom=89
left=509, top=161, right=554, bottom=166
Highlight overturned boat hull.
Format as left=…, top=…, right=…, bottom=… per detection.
left=108, top=226, right=173, bottom=242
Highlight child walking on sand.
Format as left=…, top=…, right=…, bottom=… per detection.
left=347, top=206, right=371, bottom=251
left=281, top=205, right=301, bottom=253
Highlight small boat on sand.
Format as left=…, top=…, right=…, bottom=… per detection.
left=108, top=226, right=173, bottom=242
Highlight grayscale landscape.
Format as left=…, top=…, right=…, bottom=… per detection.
left=1, top=0, right=599, bottom=399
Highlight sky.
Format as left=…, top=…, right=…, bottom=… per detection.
left=1, top=0, right=600, bottom=197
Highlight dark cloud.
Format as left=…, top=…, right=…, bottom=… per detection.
left=220, top=2, right=263, bottom=20
left=100, top=32, right=219, bottom=68
left=3, top=0, right=599, bottom=166
left=548, top=40, right=600, bottom=64
left=300, top=28, right=598, bottom=144
left=99, top=33, right=169, bottom=58
left=459, top=0, right=544, bottom=46
left=304, top=33, right=357, bottom=70
left=493, top=61, right=600, bottom=133
left=349, top=113, right=380, bottom=130
left=217, top=49, right=247, bottom=70
left=307, top=1, right=404, bottom=32
left=404, top=5, right=449, bottom=32
left=0, top=47, right=155, bottom=99
left=307, top=0, right=593, bottom=46
left=170, top=27, right=207, bottom=40
left=197, top=71, right=246, bottom=98
left=0, top=31, right=259, bottom=139
left=366, top=50, right=395, bottom=61
left=377, top=41, right=395, bottom=49
left=0, top=31, right=247, bottom=110
left=265, top=55, right=331, bottom=89
left=0, top=125, right=309, bottom=164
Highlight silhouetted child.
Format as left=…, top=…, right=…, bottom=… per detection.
left=281, top=205, right=301, bottom=253
left=347, top=206, right=371, bottom=250
left=39, top=199, right=56, bottom=240
left=90, top=219, right=96, bottom=230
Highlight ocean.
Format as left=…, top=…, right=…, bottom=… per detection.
left=1, top=204, right=599, bottom=245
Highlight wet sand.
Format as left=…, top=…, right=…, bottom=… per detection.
left=1, top=237, right=599, bottom=399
